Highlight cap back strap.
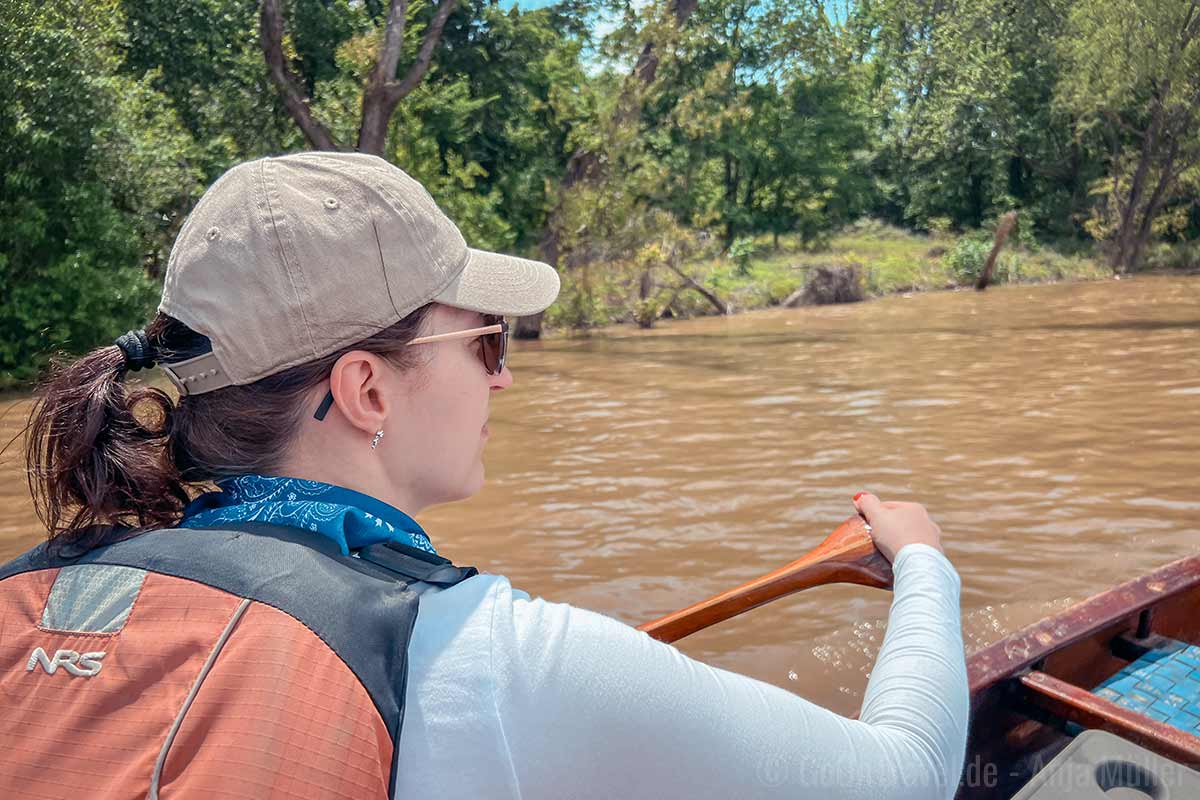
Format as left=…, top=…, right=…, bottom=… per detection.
left=161, top=352, right=233, bottom=395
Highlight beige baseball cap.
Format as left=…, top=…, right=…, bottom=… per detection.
left=157, top=152, right=559, bottom=395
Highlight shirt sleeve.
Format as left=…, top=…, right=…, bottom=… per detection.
left=487, top=543, right=968, bottom=800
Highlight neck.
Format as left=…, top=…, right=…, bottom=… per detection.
left=273, top=456, right=426, bottom=518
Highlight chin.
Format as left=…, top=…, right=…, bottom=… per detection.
left=439, top=467, right=486, bottom=506
left=463, top=467, right=486, bottom=499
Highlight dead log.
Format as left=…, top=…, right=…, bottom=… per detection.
left=785, top=264, right=865, bottom=307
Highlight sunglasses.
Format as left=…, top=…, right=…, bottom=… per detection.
left=314, top=316, right=508, bottom=421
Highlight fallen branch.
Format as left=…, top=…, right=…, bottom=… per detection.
left=665, top=261, right=728, bottom=315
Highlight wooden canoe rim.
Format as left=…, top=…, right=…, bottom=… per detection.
left=960, top=553, right=1200, bottom=798
left=967, top=554, right=1200, bottom=695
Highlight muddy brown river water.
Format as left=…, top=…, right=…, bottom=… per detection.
left=2, top=275, right=1197, bottom=715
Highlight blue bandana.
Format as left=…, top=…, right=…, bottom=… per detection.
left=178, top=474, right=437, bottom=556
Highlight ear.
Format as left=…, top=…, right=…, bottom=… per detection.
left=328, top=351, right=392, bottom=435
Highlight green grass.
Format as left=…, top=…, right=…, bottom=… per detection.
left=657, top=220, right=1113, bottom=316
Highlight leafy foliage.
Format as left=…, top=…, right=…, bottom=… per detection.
left=944, top=237, right=991, bottom=285
left=1056, top=0, right=1200, bottom=271
left=3, top=0, right=1199, bottom=380
left=0, top=0, right=176, bottom=384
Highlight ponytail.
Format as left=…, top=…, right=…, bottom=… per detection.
left=25, top=316, right=188, bottom=549
left=24, top=305, right=435, bottom=549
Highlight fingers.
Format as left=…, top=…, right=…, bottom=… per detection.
left=851, top=492, right=945, bottom=559
left=852, top=491, right=883, bottom=524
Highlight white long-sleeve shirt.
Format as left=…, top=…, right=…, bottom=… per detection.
left=395, top=543, right=968, bottom=799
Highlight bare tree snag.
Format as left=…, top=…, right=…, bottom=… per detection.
left=976, top=211, right=1018, bottom=291
left=260, top=0, right=339, bottom=151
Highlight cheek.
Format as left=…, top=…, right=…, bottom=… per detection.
left=404, top=359, right=488, bottom=461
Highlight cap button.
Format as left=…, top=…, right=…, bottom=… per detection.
left=206, top=226, right=221, bottom=241
left=323, top=197, right=339, bottom=210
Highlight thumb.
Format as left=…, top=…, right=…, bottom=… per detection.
left=853, top=491, right=883, bottom=525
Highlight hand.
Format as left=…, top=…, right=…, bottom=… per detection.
left=852, top=492, right=944, bottom=563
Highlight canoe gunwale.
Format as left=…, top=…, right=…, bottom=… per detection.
left=957, top=553, right=1200, bottom=798
left=966, top=553, right=1200, bottom=696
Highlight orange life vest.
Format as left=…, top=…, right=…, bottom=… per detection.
left=0, top=523, right=476, bottom=799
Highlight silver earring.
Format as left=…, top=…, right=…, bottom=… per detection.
left=370, top=429, right=384, bottom=450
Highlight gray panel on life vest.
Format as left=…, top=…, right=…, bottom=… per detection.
left=41, top=564, right=147, bottom=634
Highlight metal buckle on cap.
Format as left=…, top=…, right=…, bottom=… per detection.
left=160, top=352, right=233, bottom=395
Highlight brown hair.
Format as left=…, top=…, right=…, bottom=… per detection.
left=25, top=305, right=435, bottom=550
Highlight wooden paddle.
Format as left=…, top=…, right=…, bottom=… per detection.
left=637, top=515, right=894, bottom=644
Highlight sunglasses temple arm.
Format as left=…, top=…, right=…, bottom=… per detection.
left=315, top=321, right=507, bottom=419
left=314, top=389, right=335, bottom=420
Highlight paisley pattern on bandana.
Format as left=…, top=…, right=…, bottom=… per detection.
left=179, top=474, right=437, bottom=556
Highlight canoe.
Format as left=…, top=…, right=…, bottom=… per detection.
left=959, top=553, right=1200, bottom=798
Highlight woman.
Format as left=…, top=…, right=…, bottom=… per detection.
left=1, top=153, right=967, bottom=799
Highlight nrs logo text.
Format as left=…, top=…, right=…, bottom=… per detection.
left=26, top=647, right=106, bottom=677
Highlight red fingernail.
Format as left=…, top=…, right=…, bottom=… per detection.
left=853, top=492, right=865, bottom=502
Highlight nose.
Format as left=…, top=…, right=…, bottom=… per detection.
left=490, top=364, right=513, bottom=391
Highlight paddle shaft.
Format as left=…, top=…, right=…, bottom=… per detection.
left=636, top=516, right=894, bottom=644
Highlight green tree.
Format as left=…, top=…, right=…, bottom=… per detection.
left=259, top=0, right=463, bottom=154
left=121, top=0, right=298, bottom=179
left=578, top=0, right=870, bottom=246
left=853, top=0, right=1093, bottom=234
left=0, top=0, right=198, bottom=385
left=1057, top=0, right=1200, bottom=272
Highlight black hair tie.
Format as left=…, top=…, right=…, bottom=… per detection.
left=114, top=329, right=157, bottom=372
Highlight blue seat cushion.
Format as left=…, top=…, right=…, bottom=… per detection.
left=1094, top=638, right=1200, bottom=732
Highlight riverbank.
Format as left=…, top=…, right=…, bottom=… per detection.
left=541, top=220, right=1199, bottom=332
left=2, top=223, right=1196, bottom=391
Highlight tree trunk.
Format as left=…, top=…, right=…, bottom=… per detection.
left=722, top=154, right=738, bottom=247
left=639, top=268, right=653, bottom=300
left=260, top=0, right=456, bottom=157
left=260, top=0, right=339, bottom=151
left=741, top=162, right=757, bottom=215
left=1127, top=137, right=1180, bottom=273
left=358, top=87, right=403, bottom=156
left=1111, top=103, right=1162, bottom=273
